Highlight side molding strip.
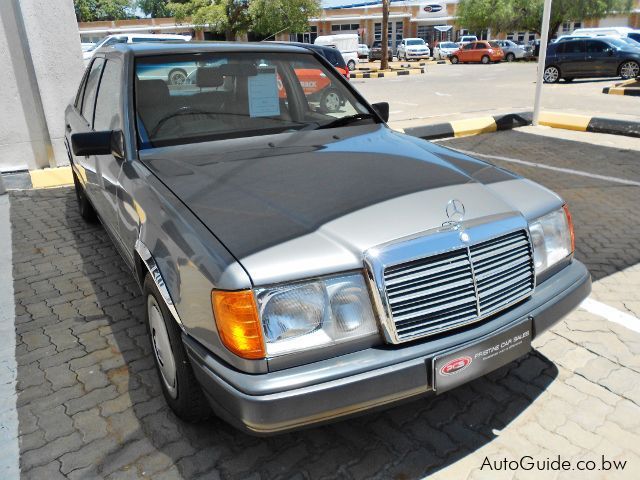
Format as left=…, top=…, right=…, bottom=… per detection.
left=135, top=239, right=184, bottom=327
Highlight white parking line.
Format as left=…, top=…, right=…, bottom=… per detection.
left=0, top=195, right=19, bottom=479
left=580, top=297, right=640, bottom=334
left=452, top=149, right=640, bottom=187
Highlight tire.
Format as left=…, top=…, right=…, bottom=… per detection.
left=320, top=88, right=342, bottom=113
left=506, top=53, right=515, bottom=62
left=450, top=55, right=459, bottom=64
left=144, top=275, right=211, bottom=422
left=347, top=59, right=356, bottom=71
left=543, top=65, right=560, bottom=83
left=481, top=55, right=490, bottom=64
left=168, top=68, right=188, bottom=85
left=619, top=60, right=640, bottom=80
left=72, top=171, right=97, bottom=222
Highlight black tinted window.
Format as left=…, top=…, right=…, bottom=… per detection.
left=586, top=40, right=608, bottom=53
left=475, top=43, right=486, bottom=49
left=628, top=33, right=640, bottom=43
left=94, top=60, right=122, bottom=131
left=564, top=41, right=585, bottom=54
left=81, top=58, right=105, bottom=123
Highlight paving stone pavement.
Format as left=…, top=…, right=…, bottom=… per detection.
left=8, top=130, right=640, bottom=479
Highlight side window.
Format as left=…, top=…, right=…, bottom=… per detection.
left=565, top=41, right=585, bottom=54
left=463, top=43, right=475, bottom=50
left=554, top=42, right=566, bottom=54
left=586, top=40, right=608, bottom=53
left=94, top=59, right=122, bottom=131
left=80, top=58, right=105, bottom=124
left=74, top=68, right=90, bottom=109
left=475, top=43, right=486, bottom=49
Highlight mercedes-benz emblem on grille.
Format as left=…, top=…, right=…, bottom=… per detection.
left=446, top=199, right=465, bottom=222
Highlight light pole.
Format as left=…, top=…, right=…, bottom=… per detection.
left=532, top=0, right=553, bottom=125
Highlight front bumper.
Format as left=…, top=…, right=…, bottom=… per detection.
left=405, top=51, right=430, bottom=59
left=184, top=260, right=590, bottom=435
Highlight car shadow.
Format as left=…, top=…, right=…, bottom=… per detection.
left=55, top=188, right=559, bottom=479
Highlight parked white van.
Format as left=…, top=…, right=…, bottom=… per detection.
left=571, top=27, right=640, bottom=45
left=315, top=34, right=359, bottom=71
left=83, top=33, right=191, bottom=61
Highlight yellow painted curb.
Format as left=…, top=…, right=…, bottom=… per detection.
left=451, top=117, right=497, bottom=137
left=606, top=88, right=626, bottom=96
left=537, top=112, right=590, bottom=132
left=29, top=166, right=73, bottom=188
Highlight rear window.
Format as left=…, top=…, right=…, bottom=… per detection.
left=321, top=48, right=346, bottom=68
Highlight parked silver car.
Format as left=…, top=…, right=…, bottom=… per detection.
left=493, top=40, right=527, bottom=61
left=65, top=42, right=590, bottom=435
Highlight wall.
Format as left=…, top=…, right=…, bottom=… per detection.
left=0, top=0, right=84, bottom=172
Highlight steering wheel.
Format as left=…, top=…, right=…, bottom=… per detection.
left=150, top=106, right=218, bottom=138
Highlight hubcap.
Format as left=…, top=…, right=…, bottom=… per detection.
left=148, top=295, right=177, bottom=398
left=621, top=62, right=639, bottom=79
left=324, top=92, right=340, bottom=112
left=544, top=67, right=558, bottom=83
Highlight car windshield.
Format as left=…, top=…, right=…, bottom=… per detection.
left=407, top=39, right=425, bottom=46
left=440, top=42, right=457, bottom=48
left=135, top=52, right=374, bottom=148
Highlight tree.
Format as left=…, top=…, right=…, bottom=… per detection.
left=249, top=0, right=321, bottom=37
left=381, top=0, right=390, bottom=70
left=136, top=0, right=170, bottom=17
left=457, top=0, right=634, bottom=37
left=74, top=0, right=134, bottom=22
left=168, top=0, right=251, bottom=40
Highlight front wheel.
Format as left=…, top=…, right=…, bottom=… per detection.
left=73, top=171, right=97, bottom=222
left=619, top=60, right=640, bottom=80
left=481, top=55, right=490, bottom=64
left=543, top=65, right=560, bottom=83
left=144, top=275, right=211, bottom=422
left=450, top=55, right=459, bottom=64
left=347, top=59, right=356, bottom=71
left=506, top=53, right=515, bottom=62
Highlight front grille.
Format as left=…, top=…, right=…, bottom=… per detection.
left=383, top=230, right=534, bottom=341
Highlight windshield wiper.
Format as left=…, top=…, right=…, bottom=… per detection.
left=316, top=113, right=376, bottom=130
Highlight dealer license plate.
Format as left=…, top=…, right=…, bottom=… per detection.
left=432, top=318, right=532, bottom=394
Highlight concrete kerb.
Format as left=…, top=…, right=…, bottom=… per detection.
left=399, top=111, right=640, bottom=140
left=350, top=68, right=425, bottom=79
left=602, top=78, right=640, bottom=97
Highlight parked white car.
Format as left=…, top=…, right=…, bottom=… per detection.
left=493, top=40, right=527, bottom=61
left=83, top=33, right=191, bottom=61
left=432, top=41, right=459, bottom=60
left=357, top=43, right=370, bottom=59
left=315, top=34, right=359, bottom=71
left=458, top=35, right=478, bottom=47
left=397, top=38, right=430, bottom=61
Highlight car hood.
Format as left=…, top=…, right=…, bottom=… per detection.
left=140, top=125, right=561, bottom=285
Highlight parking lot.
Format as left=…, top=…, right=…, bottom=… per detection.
left=354, top=62, right=640, bottom=129
left=6, top=126, right=640, bottom=479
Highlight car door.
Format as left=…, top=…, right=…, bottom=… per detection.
left=92, top=56, right=126, bottom=247
left=557, top=40, right=586, bottom=76
left=585, top=40, right=618, bottom=76
left=459, top=42, right=475, bottom=61
left=473, top=42, right=487, bottom=62
left=68, top=57, right=105, bottom=203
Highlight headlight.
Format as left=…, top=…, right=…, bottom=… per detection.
left=528, top=205, right=575, bottom=275
left=255, top=273, right=378, bottom=357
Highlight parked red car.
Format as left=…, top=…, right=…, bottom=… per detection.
left=450, top=41, right=505, bottom=64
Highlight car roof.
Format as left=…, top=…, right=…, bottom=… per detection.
left=101, top=41, right=311, bottom=57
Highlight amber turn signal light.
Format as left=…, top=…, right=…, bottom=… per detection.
left=563, top=204, right=575, bottom=254
left=212, top=290, right=265, bottom=359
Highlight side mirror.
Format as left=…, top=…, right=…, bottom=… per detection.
left=71, top=130, right=124, bottom=159
left=372, top=102, right=389, bottom=122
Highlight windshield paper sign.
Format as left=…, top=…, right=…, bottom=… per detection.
left=248, top=69, right=280, bottom=118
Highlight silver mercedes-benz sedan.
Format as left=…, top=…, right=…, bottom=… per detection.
left=65, top=42, right=591, bottom=434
